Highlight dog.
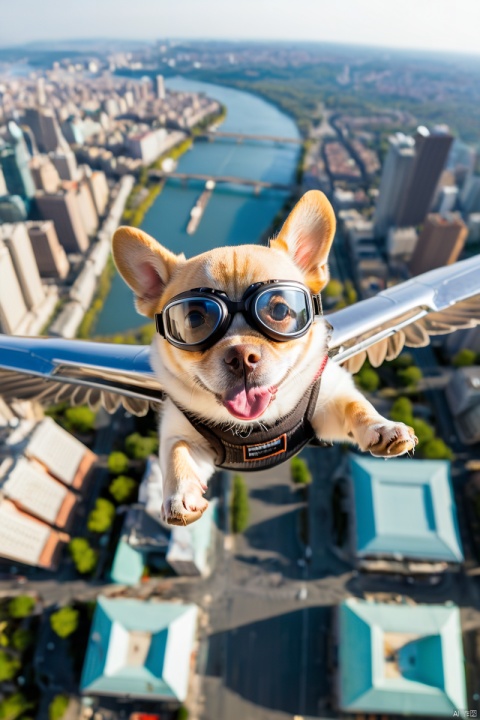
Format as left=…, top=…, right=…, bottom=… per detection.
left=112, top=190, right=417, bottom=526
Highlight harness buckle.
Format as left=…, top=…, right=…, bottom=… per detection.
left=312, top=294, right=323, bottom=317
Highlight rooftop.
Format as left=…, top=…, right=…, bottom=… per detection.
left=80, top=596, right=197, bottom=701
left=349, top=455, right=463, bottom=563
left=338, top=598, right=466, bottom=716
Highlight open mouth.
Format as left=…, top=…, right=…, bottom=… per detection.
left=223, top=384, right=276, bottom=420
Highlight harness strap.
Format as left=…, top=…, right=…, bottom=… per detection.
left=171, top=356, right=329, bottom=471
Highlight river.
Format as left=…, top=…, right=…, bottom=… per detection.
left=94, top=77, right=301, bottom=336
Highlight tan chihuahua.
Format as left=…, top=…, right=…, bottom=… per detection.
left=113, top=190, right=417, bottom=526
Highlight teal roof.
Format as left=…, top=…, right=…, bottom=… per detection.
left=167, top=498, right=218, bottom=575
left=80, top=596, right=197, bottom=700
left=349, top=455, right=463, bottom=563
left=339, top=599, right=467, bottom=716
left=109, top=539, right=144, bottom=585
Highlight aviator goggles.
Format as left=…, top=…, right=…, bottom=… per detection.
left=155, top=280, right=323, bottom=351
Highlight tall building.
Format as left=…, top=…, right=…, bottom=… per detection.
left=35, top=190, right=90, bottom=253
left=0, top=166, right=7, bottom=195
left=23, top=107, right=65, bottom=154
left=373, top=133, right=415, bottom=238
left=156, top=74, right=166, bottom=100
left=409, top=213, right=468, bottom=276
left=27, top=221, right=70, bottom=279
left=396, top=126, right=453, bottom=228
left=51, top=149, right=78, bottom=181
left=36, top=77, right=47, bottom=106
left=1, top=224, right=45, bottom=310
left=461, top=175, right=480, bottom=213
left=0, top=241, right=28, bottom=334
left=0, top=123, right=35, bottom=199
left=0, top=196, right=27, bottom=223
left=87, top=170, right=109, bottom=216
left=29, top=155, right=60, bottom=193
left=76, top=178, right=99, bottom=236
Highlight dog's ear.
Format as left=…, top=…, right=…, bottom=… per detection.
left=112, top=226, right=184, bottom=317
left=270, top=190, right=336, bottom=292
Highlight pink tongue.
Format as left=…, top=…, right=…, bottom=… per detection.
left=224, top=386, right=272, bottom=420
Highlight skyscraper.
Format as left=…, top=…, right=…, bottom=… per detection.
left=0, top=166, right=7, bottom=195
left=1, top=224, right=45, bottom=310
left=27, top=221, right=70, bottom=279
left=409, top=213, right=468, bottom=276
left=461, top=176, right=480, bottom=213
left=374, top=134, right=415, bottom=238
left=51, top=150, right=78, bottom=181
left=396, top=126, right=453, bottom=228
left=0, top=241, right=28, bottom=334
left=29, top=155, right=61, bottom=193
left=0, top=122, right=35, bottom=199
left=156, top=75, right=166, bottom=100
left=35, top=189, right=90, bottom=253
left=23, top=107, right=65, bottom=154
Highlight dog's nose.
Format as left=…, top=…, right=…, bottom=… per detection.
left=224, top=345, right=261, bottom=377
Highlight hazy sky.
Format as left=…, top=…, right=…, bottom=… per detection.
left=2, top=0, right=479, bottom=56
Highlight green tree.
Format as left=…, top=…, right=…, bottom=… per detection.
left=68, top=537, right=98, bottom=575
left=290, top=456, right=312, bottom=485
left=11, top=628, right=33, bottom=653
left=452, top=349, right=477, bottom=367
left=108, top=451, right=129, bottom=474
left=0, top=651, right=20, bottom=682
left=410, top=418, right=435, bottom=445
left=125, top=432, right=158, bottom=460
left=64, top=406, right=96, bottom=433
left=109, top=476, right=137, bottom=503
left=398, top=365, right=423, bottom=387
left=48, top=696, right=69, bottom=720
left=87, top=498, right=116, bottom=534
left=390, top=397, right=413, bottom=424
left=0, top=693, right=33, bottom=720
left=391, top=352, right=414, bottom=369
left=177, top=708, right=189, bottom=720
left=323, top=279, right=343, bottom=299
left=50, top=607, right=79, bottom=639
left=7, top=595, right=35, bottom=619
left=421, top=438, right=454, bottom=460
left=344, top=279, right=358, bottom=305
left=230, top=474, right=249, bottom=534
left=356, top=367, right=380, bottom=392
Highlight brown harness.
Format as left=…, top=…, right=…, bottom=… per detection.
left=173, top=356, right=329, bottom=471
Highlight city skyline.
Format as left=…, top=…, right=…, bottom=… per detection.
left=1, top=0, right=480, bottom=57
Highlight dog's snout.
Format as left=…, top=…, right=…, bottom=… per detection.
left=224, top=345, right=261, bottom=377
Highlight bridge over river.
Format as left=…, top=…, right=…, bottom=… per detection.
left=148, top=169, right=298, bottom=192
left=196, top=130, right=303, bottom=145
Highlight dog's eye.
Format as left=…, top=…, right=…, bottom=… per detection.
left=185, top=310, right=206, bottom=329
left=270, top=302, right=290, bottom=321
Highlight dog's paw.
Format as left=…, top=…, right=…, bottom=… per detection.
left=361, top=420, right=418, bottom=458
left=162, top=483, right=209, bottom=526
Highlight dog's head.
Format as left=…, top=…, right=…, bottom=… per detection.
left=112, top=190, right=336, bottom=425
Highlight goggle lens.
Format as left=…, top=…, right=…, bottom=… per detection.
left=255, top=288, right=310, bottom=336
left=166, top=298, right=223, bottom=345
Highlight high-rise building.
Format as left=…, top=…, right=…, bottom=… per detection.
left=156, top=74, right=166, bottom=100
left=1, top=224, right=45, bottom=310
left=396, top=126, right=453, bottom=228
left=409, top=213, right=468, bottom=276
left=373, top=134, right=415, bottom=238
left=51, top=149, right=78, bottom=181
left=23, top=107, right=66, bottom=154
left=461, top=176, right=480, bottom=213
left=29, top=155, right=60, bottom=193
left=36, top=77, right=46, bottom=106
left=0, top=167, right=7, bottom=195
left=76, top=178, right=99, bottom=236
left=35, top=190, right=90, bottom=253
left=437, top=186, right=458, bottom=215
left=27, top=221, right=70, bottom=279
left=87, top=170, right=109, bottom=216
left=0, top=123, right=35, bottom=199
left=0, top=241, right=28, bottom=334
left=0, top=196, right=27, bottom=223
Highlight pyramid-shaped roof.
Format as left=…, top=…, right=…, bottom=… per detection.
left=80, top=596, right=197, bottom=700
left=338, top=598, right=467, bottom=716
left=349, top=455, right=463, bottom=562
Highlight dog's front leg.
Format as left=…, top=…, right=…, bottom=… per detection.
left=312, top=361, right=417, bottom=457
left=160, top=400, right=216, bottom=525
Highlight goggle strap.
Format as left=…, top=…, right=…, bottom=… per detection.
left=155, top=313, right=165, bottom=337
left=312, top=293, right=323, bottom=317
